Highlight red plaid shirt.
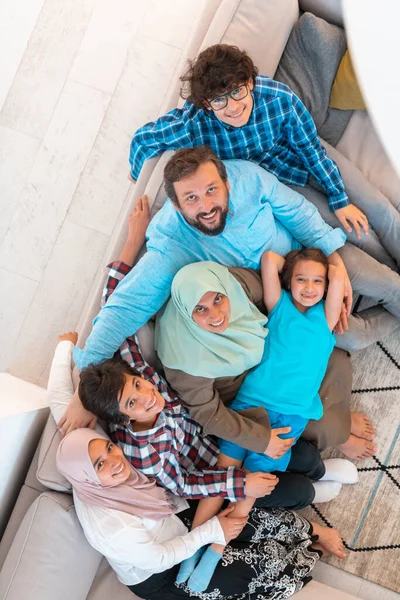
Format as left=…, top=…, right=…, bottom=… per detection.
left=103, top=261, right=246, bottom=501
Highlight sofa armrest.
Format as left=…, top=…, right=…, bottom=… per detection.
left=0, top=491, right=102, bottom=600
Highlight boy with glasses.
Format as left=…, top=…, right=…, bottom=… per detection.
left=129, top=44, right=400, bottom=269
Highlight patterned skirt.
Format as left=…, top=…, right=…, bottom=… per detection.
left=128, top=506, right=321, bottom=600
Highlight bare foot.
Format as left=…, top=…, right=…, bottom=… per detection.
left=350, top=412, right=375, bottom=441
left=337, top=434, right=377, bottom=460
left=311, top=523, right=346, bottom=559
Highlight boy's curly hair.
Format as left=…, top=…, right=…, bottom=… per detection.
left=79, top=358, right=142, bottom=425
left=180, top=44, right=258, bottom=109
left=281, top=248, right=329, bottom=290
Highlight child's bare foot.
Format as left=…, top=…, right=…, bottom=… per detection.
left=350, top=412, right=375, bottom=441
left=311, top=523, right=346, bottom=559
left=337, top=434, right=377, bottom=460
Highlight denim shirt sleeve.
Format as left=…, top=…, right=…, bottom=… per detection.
left=129, top=107, right=193, bottom=180
left=261, top=169, right=346, bottom=255
left=73, top=249, right=179, bottom=369
left=287, top=92, right=349, bottom=211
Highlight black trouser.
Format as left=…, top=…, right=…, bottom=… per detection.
left=254, top=439, right=325, bottom=510
left=128, top=503, right=318, bottom=600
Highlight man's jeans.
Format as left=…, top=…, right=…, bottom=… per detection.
left=308, top=139, right=400, bottom=270
left=335, top=243, right=400, bottom=351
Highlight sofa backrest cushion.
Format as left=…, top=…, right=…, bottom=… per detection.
left=37, top=415, right=72, bottom=492
left=37, top=362, right=109, bottom=493
left=275, top=12, right=352, bottom=147
left=177, top=0, right=299, bottom=109
left=0, top=491, right=102, bottom=600
left=216, top=0, right=299, bottom=78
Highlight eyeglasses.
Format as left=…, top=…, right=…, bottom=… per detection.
left=207, top=84, right=249, bottom=111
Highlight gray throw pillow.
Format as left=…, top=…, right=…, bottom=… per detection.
left=275, top=12, right=352, bottom=146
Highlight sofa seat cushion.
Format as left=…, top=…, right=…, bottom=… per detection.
left=87, top=557, right=139, bottom=600
left=0, top=491, right=102, bottom=600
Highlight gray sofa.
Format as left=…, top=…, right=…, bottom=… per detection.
left=1, top=1, right=398, bottom=598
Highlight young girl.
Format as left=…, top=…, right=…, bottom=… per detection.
left=176, top=249, right=355, bottom=592
left=218, top=248, right=346, bottom=473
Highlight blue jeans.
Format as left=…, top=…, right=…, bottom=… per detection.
left=219, top=410, right=309, bottom=472
left=308, top=139, right=400, bottom=270
left=336, top=243, right=400, bottom=351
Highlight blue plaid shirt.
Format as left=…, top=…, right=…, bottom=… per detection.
left=129, top=75, right=349, bottom=211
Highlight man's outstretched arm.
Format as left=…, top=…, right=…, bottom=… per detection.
left=73, top=249, right=179, bottom=370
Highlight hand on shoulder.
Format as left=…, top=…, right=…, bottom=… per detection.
left=58, top=331, right=78, bottom=345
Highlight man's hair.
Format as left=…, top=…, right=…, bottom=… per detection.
left=180, top=44, right=258, bottom=109
left=164, top=146, right=227, bottom=205
left=79, top=359, right=141, bottom=424
left=281, top=248, right=329, bottom=290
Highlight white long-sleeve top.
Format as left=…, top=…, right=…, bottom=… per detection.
left=48, top=341, right=226, bottom=585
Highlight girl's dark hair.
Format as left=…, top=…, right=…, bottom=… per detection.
left=164, top=146, right=227, bottom=205
left=79, top=359, right=142, bottom=424
left=180, top=44, right=258, bottom=109
left=281, top=248, right=329, bottom=290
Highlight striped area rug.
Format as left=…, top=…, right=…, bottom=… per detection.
left=300, top=331, right=400, bottom=593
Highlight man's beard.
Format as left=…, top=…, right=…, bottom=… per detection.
left=185, top=205, right=229, bottom=236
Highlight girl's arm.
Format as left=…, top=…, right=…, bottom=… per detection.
left=59, top=198, right=151, bottom=436
left=47, top=336, right=77, bottom=425
left=103, top=513, right=226, bottom=573
left=325, top=264, right=346, bottom=331
left=118, top=195, right=150, bottom=266
left=95, top=505, right=244, bottom=574
left=260, top=251, right=285, bottom=313
left=101, top=195, right=149, bottom=310
left=50, top=334, right=97, bottom=433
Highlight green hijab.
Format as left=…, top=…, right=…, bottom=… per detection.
left=155, top=262, right=268, bottom=378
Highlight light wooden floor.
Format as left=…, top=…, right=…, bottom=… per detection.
left=0, top=0, right=204, bottom=387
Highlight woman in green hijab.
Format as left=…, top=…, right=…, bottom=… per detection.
left=156, top=261, right=268, bottom=379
